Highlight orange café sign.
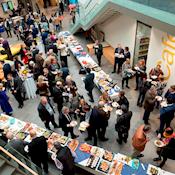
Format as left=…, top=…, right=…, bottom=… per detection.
left=157, top=34, right=175, bottom=80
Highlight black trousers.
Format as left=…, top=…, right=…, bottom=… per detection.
left=60, top=55, right=68, bottom=67
left=159, top=116, right=173, bottom=135
left=32, top=158, right=48, bottom=174
left=122, top=77, right=129, bottom=88
left=159, top=157, right=168, bottom=168
left=96, top=54, right=102, bottom=66
left=63, top=127, right=76, bottom=138
left=44, top=115, right=58, bottom=129
left=113, top=58, right=118, bottom=72
left=13, top=91, right=24, bottom=106
left=87, top=89, right=94, bottom=101
left=87, top=127, right=97, bottom=146
left=143, top=110, right=151, bottom=124
left=5, top=29, right=12, bottom=37
left=137, top=92, right=145, bottom=105
left=97, top=127, right=107, bottom=139
left=117, top=130, right=128, bottom=143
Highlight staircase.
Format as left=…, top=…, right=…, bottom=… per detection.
left=0, top=155, right=25, bottom=175
left=70, top=0, right=175, bottom=35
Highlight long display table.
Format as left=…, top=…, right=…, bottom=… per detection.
left=58, top=31, right=121, bottom=100
left=0, top=114, right=174, bottom=175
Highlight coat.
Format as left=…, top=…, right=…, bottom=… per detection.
left=144, top=91, right=156, bottom=112
left=0, top=90, right=13, bottom=114
left=56, top=146, right=75, bottom=175
left=28, top=136, right=48, bottom=162
left=7, top=76, right=25, bottom=94
left=132, top=125, right=147, bottom=152
left=7, top=139, right=28, bottom=158
left=37, top=102, right=55, bottom=122
left=161, top=138, right=175, bottom=160
left=59, top=112, right=72, bottom=132
left=84, top=73, right=95, bottom=91
left=94, top=43, right=103, bottom=57
left=115, top=111, right=132, bottom=133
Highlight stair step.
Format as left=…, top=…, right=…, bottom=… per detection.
left=0, top=158, right=5, bottom=167
left=0, top=164, right=16, bottom=175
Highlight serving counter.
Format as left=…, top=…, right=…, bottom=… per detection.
left=0, top=114, right=173, bottom=175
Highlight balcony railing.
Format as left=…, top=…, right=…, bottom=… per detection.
left=0, top=139, right=42, bottom=175
left=129, top=0, right=175, bottom=15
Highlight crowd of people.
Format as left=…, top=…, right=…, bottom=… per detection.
left=0, top=3, right=175, bottom=175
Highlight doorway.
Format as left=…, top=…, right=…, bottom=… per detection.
left=133, top=21, right=151, bottom=66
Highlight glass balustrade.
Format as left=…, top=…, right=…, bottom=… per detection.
left=128, top=0, right=175, bottom=15
left=0, top=139, right=43, bottom=175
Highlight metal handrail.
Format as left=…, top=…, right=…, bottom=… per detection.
left=0, top=146, right=38, bottom=175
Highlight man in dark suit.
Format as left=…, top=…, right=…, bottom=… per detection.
left=28, top=130, right=48, bottom=174
left=112, top=44, right=124, bottom=74
left=85, top=106, right=100, bottom=146
left=97, top=101, right=110, bottom=141
left=94, top=40, right=103, bottom=66
left=7, top=73, right=24, bottom=108
left=53, top=81, right=64, bottom=113
left=84, top=68, right=95, bottom=102
left=37, top=96, right=58, bottom=130
left=59, top=106, right=78, bottom=138
left=53, top=142, right=75, bottom=175
left=6, top=131, right=28, bottom=158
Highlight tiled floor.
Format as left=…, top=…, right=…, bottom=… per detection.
left=1, top=8, right=175, bottom=174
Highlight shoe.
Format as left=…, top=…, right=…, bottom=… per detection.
left=123, top=139, right=127, bottom=143
left=153, top=157, right=161, bottom=161
left=85, top=137, right=92, bottom=141
left=137, top=154, right=144, bottom=158
left=54, top=125, right=59, bottom=129
left=72, top=135, right=79, bottom=139
left=139, top=104, right=142, bottom=107
left=126, top=85, right=130, bottom=89
left=116, top=139, right=122, bottom=144
left=89, top=99, right=94, bottom=103
left=112, top=71, right=116, bottom=73
left=100, top=137, right=109, bottom=141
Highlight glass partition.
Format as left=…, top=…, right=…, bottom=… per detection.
left=129, top=0, right=175, bottom=15
left=0, top=139, right=43, bottom=175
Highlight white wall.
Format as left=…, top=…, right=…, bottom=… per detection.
left=97, top=14, right=137, bottom=64
left=147, top=27, right=175, bottom=89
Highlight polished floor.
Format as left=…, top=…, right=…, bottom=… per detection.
left=1, top=9, right=175, bottom=175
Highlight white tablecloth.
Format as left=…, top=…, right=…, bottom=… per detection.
left=23, top=77, right=37, bottom=99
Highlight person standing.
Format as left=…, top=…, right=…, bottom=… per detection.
left=85, top=106, right=99, bottom=146
left=52, top=142, right=75, bottom=175
left=59, top=106, right=78, bottom=138
left=121, top=58, right=131, bottom=89
left=0, top=60, right=11, bottom=80
left=131, top=124, right=151, bottom=158
left=112, top=44, right=124, bottom=74
left=59, top=0, right=64, bottom=15
left=0, top=83, right=13, bottom=115
left=97, top=101, right=110, bottom=141
left=28, top=130, right=48, bottom=174
left=117, top=91, right=129, bottom=110
left=7, top=73, right=24, bottom=108
left=37, top=96, right=58, bottom=130
left=115, top=105, right=132, bottom=144
left=53, top=81, right=64, bottom=113
left=0, top=38, right=12, bottom=60
left=94, top=40, right=103, bottom=66
left=124, top=47, right=131, bottom=61
left=84, top=68, right=95, bottom=103
left=57, top=40, right=68, bottom=67
left=4, top=18, right=12, bottom=38
left=143, top=86, right=157, bottom=124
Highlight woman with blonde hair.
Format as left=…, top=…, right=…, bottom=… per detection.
left=36, top=75, right=50, bottom=97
